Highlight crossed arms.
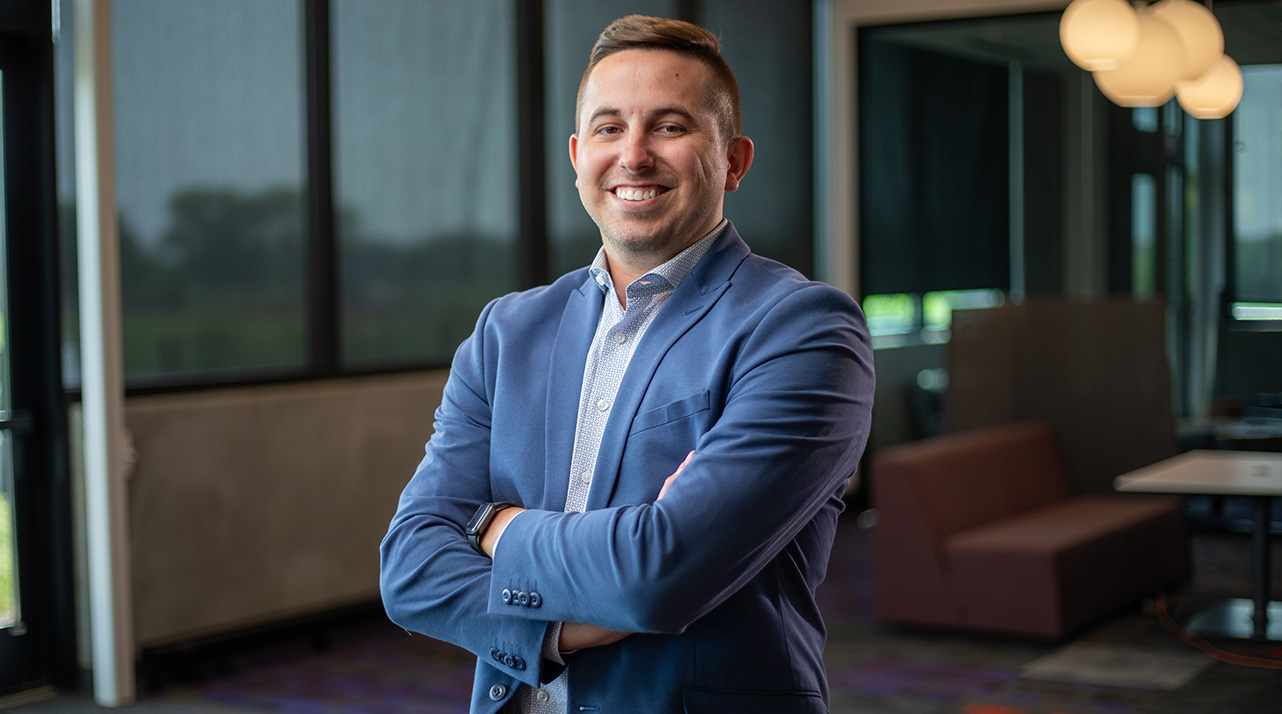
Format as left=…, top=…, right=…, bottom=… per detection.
left=379, top=281, right=874, bottom=687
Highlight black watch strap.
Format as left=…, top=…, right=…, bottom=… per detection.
left=466, top=501, right=518, bottom=555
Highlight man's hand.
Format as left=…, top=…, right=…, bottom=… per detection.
left=479, top=505, right=525, bottom=558
left=657, top=450, right=694, bottom=501
left=484, top=451, right=693, bottom=653
left=559, top=621, right=631, bottom=650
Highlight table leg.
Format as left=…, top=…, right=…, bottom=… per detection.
left=1252, top=496, right=1273, bottom=640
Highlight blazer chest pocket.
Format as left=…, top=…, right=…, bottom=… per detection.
left=629, top=390, right=710, bottom=435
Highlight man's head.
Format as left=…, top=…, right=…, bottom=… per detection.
left=576, top=15, right=742, bottom=145
left=570, top=16, right=753, bottom=279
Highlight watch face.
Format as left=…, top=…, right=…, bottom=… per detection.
left=466, top=503, right=493, bottom=534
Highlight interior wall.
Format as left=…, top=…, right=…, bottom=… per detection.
left=121, top=371, right=447, bottom=648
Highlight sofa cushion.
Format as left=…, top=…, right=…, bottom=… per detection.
left=942, top=493, right=1186, bottom=638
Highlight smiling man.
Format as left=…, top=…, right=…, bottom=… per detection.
left=380, top=15, right=874, bottom=714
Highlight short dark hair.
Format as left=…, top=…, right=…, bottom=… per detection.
left=575, top=15, right=742, bottom=143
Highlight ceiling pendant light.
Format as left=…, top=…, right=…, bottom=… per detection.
left=1060, top=0, right=1141, bottom=71
left=1151, top=0, right=1225, bottom=80
left=1177, top=54, right=1244, bottom=119
left=1093, top=7, right=1185, bottom=107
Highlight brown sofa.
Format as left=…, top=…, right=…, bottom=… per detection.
left=872, top=421, right=1189, bottom=640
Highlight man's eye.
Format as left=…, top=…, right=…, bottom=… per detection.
left=657, top=125, right=685, bottom=135
left=596, top=125, right=622, bottom=136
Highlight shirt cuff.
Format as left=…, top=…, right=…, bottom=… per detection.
left=543, top=621, right=566, bottom=665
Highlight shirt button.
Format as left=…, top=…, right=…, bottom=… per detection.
left=536, top=689, right=551, bottom=703
left=580, top=470, right=592, bottom=484
left=613, top=332, right=627, bottom=344
left=596, top=398, right=610, bottom=411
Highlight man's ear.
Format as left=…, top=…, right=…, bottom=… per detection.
left=723, top=136, right=754, bottom=192
left=568, top=134, right=580, bottom=187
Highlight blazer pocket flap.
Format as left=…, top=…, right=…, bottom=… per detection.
left=630, top=390, right=711, bottom=435
left=682, top=686, right=825, bottom=714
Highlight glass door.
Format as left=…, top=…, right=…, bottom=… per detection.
left=0, top=63, right=38, bottom=698
left=0, top=67, right=18, bottom=638
left=0, top=5, right=76, bottom=693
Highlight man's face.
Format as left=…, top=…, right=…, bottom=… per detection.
left=570, top=49, right=751, bottom=266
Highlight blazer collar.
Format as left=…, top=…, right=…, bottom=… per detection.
left=544, top=222, right=752, bottom=512
left=583, top=222, right=750, bottom=510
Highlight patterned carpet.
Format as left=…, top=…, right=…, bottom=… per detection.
left=10, top=514, right=1282, bottom=714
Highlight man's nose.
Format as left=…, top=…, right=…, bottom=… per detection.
left=618, top=132, right=654, bottom=172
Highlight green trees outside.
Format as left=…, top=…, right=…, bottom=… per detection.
left=116, top=186, right=515, bottom=378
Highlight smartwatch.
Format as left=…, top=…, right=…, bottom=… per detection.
left=466, top=502, right=518, bottom=555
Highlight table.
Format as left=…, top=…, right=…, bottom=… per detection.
left=1115, top=450, right=1282, bottom=641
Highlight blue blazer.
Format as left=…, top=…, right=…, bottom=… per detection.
left=381, top=223, right=875, bottom=713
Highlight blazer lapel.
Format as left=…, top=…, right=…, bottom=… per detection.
left=542, top=273, right=604, bottom=513
left=584, top=225, right=750, bottom=511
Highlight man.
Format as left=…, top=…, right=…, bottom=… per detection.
left=380, top=15, right=874, bottom=714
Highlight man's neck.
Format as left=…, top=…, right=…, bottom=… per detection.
left=601, top=221, right=726, bottom=309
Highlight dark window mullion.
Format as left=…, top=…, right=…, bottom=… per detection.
left=517, top=0, right=547, bottom=289
left=304, top=0, right=338, bottom=373
left=676, top=0, right=699, bottom=23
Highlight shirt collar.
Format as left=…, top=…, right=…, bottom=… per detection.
left=588, top=219, right=728, bottom=296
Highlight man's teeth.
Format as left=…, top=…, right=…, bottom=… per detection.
left=615, top=187, right=660, bottom=201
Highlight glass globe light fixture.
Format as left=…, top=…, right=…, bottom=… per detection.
left=1151, top=0, right=1225, bottom=80
left=1060, top=0, right=1141, bottom=71
left=1177, top=54, right=1244, bottom=119
left=1094, top=8, right=1185, bottom=107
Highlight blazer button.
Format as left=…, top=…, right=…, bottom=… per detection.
left=489, top=684, right=507, bottom=701
left=503, top=654, right=516, bottom=668
left=512, top=656, right=526, bottom=670
left=529, top=592, right=542, bottom=608
left=490, top=648, right=502, bottom=662
left=501, top=589, right=512, bottom=604
left=517, top=591, right=530, bottom=607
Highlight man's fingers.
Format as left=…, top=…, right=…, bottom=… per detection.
left=657, top=451, right=695, bottom=501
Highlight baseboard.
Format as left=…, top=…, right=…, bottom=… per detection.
left=136, top=599, right=387, bottom=693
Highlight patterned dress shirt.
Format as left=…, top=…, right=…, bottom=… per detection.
left=513, top=221, right=725, bottom=713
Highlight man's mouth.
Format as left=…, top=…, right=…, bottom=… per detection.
left=612, top=186, right=667, bottom=202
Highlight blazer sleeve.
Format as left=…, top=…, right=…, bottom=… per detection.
left=488, top=283, right=875, bottom=633
left=379, top=300, right=551, bottom=688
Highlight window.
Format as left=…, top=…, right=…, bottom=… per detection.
left=1231, top=65, right=1282, bottom=324
left=863, top=289, right=1005, bottom=348
left=857, top=25, right=1013, bottom=349
left=57, top=1, right=821, bottom=391
left=333, top=0, right=518, bottom=366
left=1131, top=174, right=1157, bottom=298
left=112, top=0, right=308, bottom=381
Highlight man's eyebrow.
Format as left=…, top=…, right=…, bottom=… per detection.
left=651, top=106, right=697, bottom=123
left=585, top=106, right=699, bottom=125
left=587, top=107, right=622, bottom=125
